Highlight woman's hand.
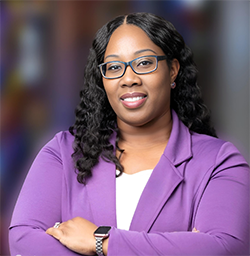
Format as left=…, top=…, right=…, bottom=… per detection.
left=46, top=217, right=97, bottom=255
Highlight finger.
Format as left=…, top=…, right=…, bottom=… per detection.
left=46, top=227, right=63, bottom=240
left=46, top=227, right=53, bottom=235
left=192, top=227, right=200, bottom=233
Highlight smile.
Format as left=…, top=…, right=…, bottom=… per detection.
left=123, top=96, right=145, bottom=102
left=120, top=92, right=147, bottom=109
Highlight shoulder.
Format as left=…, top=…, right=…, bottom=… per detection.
left=36, top=131, right=74, bottom=166
left=44, top=131, right=74, bottom=152
left=53, top=130, right=74, bottom=144
left=190, top=131, right=249, bottom=169
left=168, top=111, right=248, bottom=169
left=191, top=132, right=225, bottom=154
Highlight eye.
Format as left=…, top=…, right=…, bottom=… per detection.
left=135, top=57, right=155, bottom=70
left=107, top=63, right=122, bottom=72
left=137, top=60, right=153, bottom=66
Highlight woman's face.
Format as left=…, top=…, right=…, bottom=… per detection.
left=102, top=24, right=179, bottom=128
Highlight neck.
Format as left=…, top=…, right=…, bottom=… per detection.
left=117, top=110, right=172, bottom=149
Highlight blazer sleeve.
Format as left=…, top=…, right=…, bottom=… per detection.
left=107, top=142, right=249, bottom=256
left=9, top=133, right=80, bottom=256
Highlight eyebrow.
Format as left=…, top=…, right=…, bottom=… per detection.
left=135, top=49, right=157, bottom=55
left=104, top=49, right=157, bottom=60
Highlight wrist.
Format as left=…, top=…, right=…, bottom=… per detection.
left=102, top=237, right=109, bottom=255
left=92, top=236, right=97, bottom=255
left=93, top=226, right=111, bottom=256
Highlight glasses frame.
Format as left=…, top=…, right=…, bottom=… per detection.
left=98, top=55, right=167, bottom=79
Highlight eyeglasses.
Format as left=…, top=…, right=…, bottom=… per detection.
left=98, top=55, right=167, bottom=79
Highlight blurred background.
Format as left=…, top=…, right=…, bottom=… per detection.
left=1, top=1, right=249, bottom=255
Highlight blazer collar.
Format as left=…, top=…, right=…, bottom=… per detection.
left=164, top=110, right=193, bottom=167
left=86, top=110, right=192, bottom=231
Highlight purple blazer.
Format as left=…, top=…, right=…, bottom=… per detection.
left=9, top=111, right=249, bottom=255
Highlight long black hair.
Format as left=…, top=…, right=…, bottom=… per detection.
left=69, top=12, right=217, bottom=184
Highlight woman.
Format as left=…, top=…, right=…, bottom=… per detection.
left=9, top=13, right=249, bottom=255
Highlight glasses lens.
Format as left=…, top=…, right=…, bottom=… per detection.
left=101, top=62, right=125, bottom=78
left=132, top=56, right=157, bottom=74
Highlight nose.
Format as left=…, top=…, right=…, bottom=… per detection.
left=119, top=65, right=142, bottom=87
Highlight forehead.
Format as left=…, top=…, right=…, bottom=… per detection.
left=104, top=24, right=164, bottom=58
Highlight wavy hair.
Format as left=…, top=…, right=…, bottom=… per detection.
left=69, top=12, right=217, bottom=184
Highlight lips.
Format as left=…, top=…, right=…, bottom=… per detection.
left=120, top=92, right=147, bottom=109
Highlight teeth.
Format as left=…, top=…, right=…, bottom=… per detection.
left=123, top=96, right=144, bottom=102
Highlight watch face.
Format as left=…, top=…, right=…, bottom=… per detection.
left=94, top=226, right=111, bottom=237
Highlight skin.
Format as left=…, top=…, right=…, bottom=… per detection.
left=46, top=23, right=180, bottom=255
left=46, top=217, right=98, bottom=255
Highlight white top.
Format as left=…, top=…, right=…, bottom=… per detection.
left=116, top=169, right=153, bottom=230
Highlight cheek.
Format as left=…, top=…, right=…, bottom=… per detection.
left=148, top=74, right=171, bottom=96
left=146, top=76, right=172, bottom=111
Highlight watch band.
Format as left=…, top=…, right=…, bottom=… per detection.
left=94, top=226, right=111, bottom=256
left=95, top=237, right=105, bottom=256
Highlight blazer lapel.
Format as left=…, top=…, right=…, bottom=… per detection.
left=129, top=156, right=183, bottom=232
left=130, top=110, right=192, bottom=232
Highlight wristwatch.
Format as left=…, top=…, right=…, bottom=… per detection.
left=94, top=226, right=111, bottom=256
